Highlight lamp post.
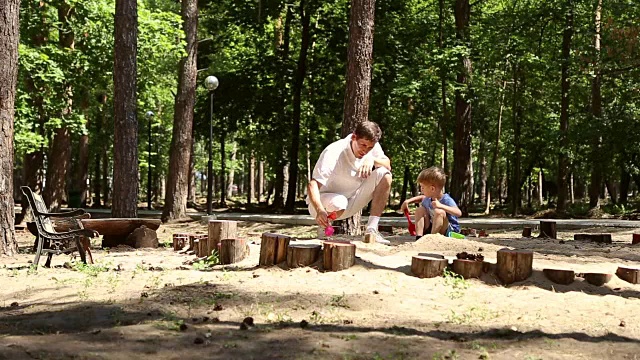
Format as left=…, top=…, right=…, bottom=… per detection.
left=145, top=111, right=154, bottom=210
left=204, top=75, right=219, bottom=215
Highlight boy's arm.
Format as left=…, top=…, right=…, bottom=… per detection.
left=400, top=195, right=426, bottom=212
left=432, top=200, right=462, bottom=217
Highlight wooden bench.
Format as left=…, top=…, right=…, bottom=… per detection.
left=22, top=186, right=99, bottom=267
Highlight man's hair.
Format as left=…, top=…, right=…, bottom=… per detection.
left=417, top=167, right=447, bottom=188
left=353, top=121, right=382, bottom=142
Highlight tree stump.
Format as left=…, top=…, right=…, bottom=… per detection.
left=496, top=248, right=533, bottom=284
left=543, top=268, right=575, bottom=285
left=616, top=266, right=640, bottom=284
left=219, top=239, right=249, bottom=265
left=208, top=220, right=238, bottom=257
left=632, top=234, right=640, bottom=245
left=539, top=221, right=557, bottom=239
left=574, top=233, right=612, bottom=244
left=378, top=225, right=393, bottom=233
left=259, top=233, right=292, bottom=266
left=522, top=227, right=532, bottom=238
left=323, top=240, right=356, bottom=272
left=452, top=259, right=483, bottom=279
left=582, top=273, right=612, bottom=286
left=127, top=226, right=158, bottom=248
left=287, top=244, right=322, bottom=268
left=173, top=233, right=189, bottom=251
left=411, top=255, right=448, bottom=278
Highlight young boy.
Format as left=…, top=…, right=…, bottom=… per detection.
left=400, top=167, right=461, bottom=239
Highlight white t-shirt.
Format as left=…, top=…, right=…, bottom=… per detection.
left=310, top=134, right=385, bottom=199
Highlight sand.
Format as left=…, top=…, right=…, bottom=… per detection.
left=0, top=221, right=639, bottom=359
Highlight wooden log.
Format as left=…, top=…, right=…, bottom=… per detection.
left=188, top=234, right=208, bottom=256
left=198, top=236, right=210, bottom=257
left=543, top=268, right=575, bottom=285
left=208, top=220, right=238, bottom=257
left=323, top=240, right=356, bottom=272
left=522, top=227, right=532, bottom=238
left=582, top=273, right=613, bottom=286
left=574, top=233, right=612, bottom=244
left=259, top=233, right=292, bottom=266
left=173, top=234, right=189, bottom=251
left=452, top=259, right=483, bottom=279
left=286, top=244, right=322, bottom=268
left=219, top=239, right=249, bottom=265
left=616, top=266, right=640, bottom=284
left=496, top=248, right=533, bottom=284
left=378, top=225, right=393, bottom=233
left=632, top=234, right=640, bottom=245
left=539, top=221, right=557, bottom=239
left=363, top=233, right=374, bottom=243
left=411, top=255, right=448, bottom=278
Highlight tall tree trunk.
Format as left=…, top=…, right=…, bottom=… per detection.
left=112, top=0, right=138, bottom=217
left=220, top=131, right=227, bottom=207
left=285, top=0, right=311, bottom=212
left=77, top=104, right=90, bottom=206
left=400, top=165, right=410, bottom=205
left=439, top=0, right=449, bottom=184
left=620, top=166, right=630, bottom=204
left=485, top=79, right=506, bottom=214
left=187, top=136, right=196, bottom=207
left=44, top=2, right=75, bottom=211
left=163, top=0, right=197, bottom=221
left=451, top=0, right=473, bottom=216
left=570, top=170, right=575, bottom=204
left=511, top=63, right=521, bottom=216
left=259, top=160, right=264, bottom=202
left=227, top=142, right=237, bottom=199
left=341, top=0, right=376, bottom=137
left=538, top=169, right=543, bottom=205
left=339, top=0, right=376, bottom=235
left=589, top=0, right=603, bottom=210
left=479, top=131, right=487, bottom=205
left=0, top=0, right=20, bottom=256
left=102, top=148, right=110, bottom=205
left=248, top=152, right=255, bottom=204
left=556, top=1, right=574, bottom=213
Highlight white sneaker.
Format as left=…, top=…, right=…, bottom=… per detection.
left=364, top=228, right=391, bottom=245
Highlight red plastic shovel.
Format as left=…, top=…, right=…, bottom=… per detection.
left=404, top=209, right=417, bottom=236
left=325, top=212, right=338, bottom=236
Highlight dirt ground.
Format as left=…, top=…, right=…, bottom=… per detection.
left=1, top=220, right=640, bottom=360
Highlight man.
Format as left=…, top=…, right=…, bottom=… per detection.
left=307, top=121, right=392, bottom=244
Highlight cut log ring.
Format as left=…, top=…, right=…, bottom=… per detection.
left=574, top=233, right=612, bottom=244
left=259, top=233, right=293, bottom=266
left=411, top=255, right=448, bottom=278
left=322, top=240, right=355, bottom=272
left=632, top=234, right=640, bottom=245
left=219, top=239, right=249, bottom=265
left=173, top=234, right=189, bottom=251
left=539, top=221, right=557, bottom=239
left=482, top=261, right=496, bottom=274
left=616, top=266, right=640, bottom=284
left=582, top=273, right=613, bottom=286
left=522, top=227, right=532, bottom=238
left=452, top=259, right=483, bottom=279
left=496, top=248, right=533, bottom=284
left=543, top=268, right=575, bottom=285
left=286, top=244, right=322, bottom=268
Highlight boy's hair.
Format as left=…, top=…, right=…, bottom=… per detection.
left=417, top=167, right=447, bottom=188
left=353, top=121, right=382, bottom=142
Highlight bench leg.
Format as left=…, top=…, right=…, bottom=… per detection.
left=81, top=236, right=94, bottom=264
left=33, top=236, right=44, bottom=267
left=45, top=254, right=53, bottom=268
left=75, top=237, right=87, bottom=264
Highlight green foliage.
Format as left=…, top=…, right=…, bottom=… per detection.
left=192, top=250, right=220, bottom=271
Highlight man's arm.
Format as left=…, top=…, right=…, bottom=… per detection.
left=373, top=155, right=391, bottom=171
left=307, top=179, right=329, bottom=227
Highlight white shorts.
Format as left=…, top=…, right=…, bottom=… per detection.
left=308, top=167, right=392, bottom=220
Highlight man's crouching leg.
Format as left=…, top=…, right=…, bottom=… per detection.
left=364, top=168, right=392, bottom=245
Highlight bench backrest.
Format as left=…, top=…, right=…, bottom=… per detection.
left=21, top=186, right=55, bottom=234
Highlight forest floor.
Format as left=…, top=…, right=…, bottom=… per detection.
left=1, top=221, right=639, bottom=359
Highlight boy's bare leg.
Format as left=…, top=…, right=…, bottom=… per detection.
left=415, top=206, right=428, bottom=236
left=430, top=209, right=450, bottom=235
left=369, top=173, right=392, bottom=217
